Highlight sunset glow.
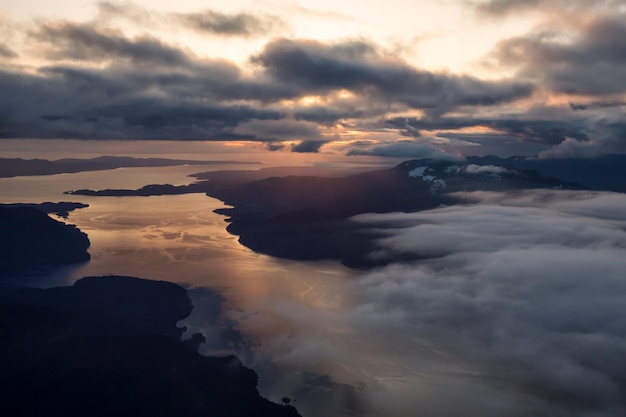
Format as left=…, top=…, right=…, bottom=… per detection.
left=1, top=0, right=623, bottom=158
left=2, top=2, right=626, bottom=417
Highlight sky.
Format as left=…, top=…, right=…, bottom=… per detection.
left=0, top=0, right=625, bottom=158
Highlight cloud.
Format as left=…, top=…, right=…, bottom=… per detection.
left=0, top=43, right=17, bottom=59
left=291, top=140, right=326, bottom=153
left=476, top=0, right=543, bottom=15
left=538, top=138, right=604, bottom=159
left=347, top=142, right=462, bottom=160
left=473, top=2, right=626, bottom=157
left=254, top=38, right=533, bottom=114
left=569, top=101, right=626, bottom=111
left=386, top=108, right=626, bottom=159
left=463, top=164, right=509, bottom=174
left=97, top=2, right=285, bottom=37
left=265, top=141, right=287, bottom=151
left=492, top=12, right=626, bottom=96
left=476, top=0, right=626, bottom=16
left=30, top=22, right=193, bottom=66
left=97, top=1, right=159, bottom=26
left=537, top=114, right=626, bottom=158
left=387, top=114, right=591, bottom=145
left=3, top=8, right=622, bottom=157
left=2, top=20, right=540, bottom=145
left=233, top=118, right=323, bottom=142
left=347, top=190, right=626, bottom=415
left=0, top=64, right=284, bottom=140
left=175, top=11, right=285, bottom=37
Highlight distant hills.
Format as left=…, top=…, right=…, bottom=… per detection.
left=0, top=155, right=259, bottom=178
left=466, top=154, right=626, bottom=193
left=66, top=154, right=616, bottom=267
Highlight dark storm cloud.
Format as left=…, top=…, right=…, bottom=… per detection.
left=474, top=1, right=626, bottom=156
left=478, top=118, right=590, bottom=145
left=0, top=65, right=283, bottom=140
left=0, top=43, right=17, bottom=59
left=569, top=101, right=626, bottom=111
left=254, top=38, right=533, bottom=114
left=265, top=141, right=287, bottom=151
left=540, top=116, right=626, bottom=158
left=387, top=115, right=590, bottom=145
left=385, top=110, right=626, bottom=158
left=293, top=107, right=365, bottom=125
left=290, top=140, right=326, bottom=153
left=349, top=190, right=626, bottom=416
left=30, top=22, right=192, bottom=66
left=3, top=18, right=545, bottom=143
left=176, top=11, right=284, bottom=37
left=346, top=142, right=462, bottom=160
left=492, top=13, right=626, bottom=96
left=1, top=19, right=314, bottom=141
left=232, top=118, right=324, bottom=143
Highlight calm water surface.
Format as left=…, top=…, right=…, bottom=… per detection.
left=0, top=162, right=524, bottom=417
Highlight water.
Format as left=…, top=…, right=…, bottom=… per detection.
left=0, top=157, right=529, bottom=417
left=0, top=163, right=370, bottom=414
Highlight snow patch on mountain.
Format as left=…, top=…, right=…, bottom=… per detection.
left=464, top=164, right=509, bottom=175
left=408, top=166, right=428, bottom=177
left=444, top=165, right=462, bottom=174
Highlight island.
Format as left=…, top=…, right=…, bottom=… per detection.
left=0, top=275, right=301, bottom=417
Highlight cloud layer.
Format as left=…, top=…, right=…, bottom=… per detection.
left=347, top=190, right=626, bottom=415
left=0, top=1, right=624, bottom=157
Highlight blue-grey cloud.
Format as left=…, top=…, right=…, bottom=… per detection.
left=3, top=11, right=624, bottom=158
left=387, top=115, right=591, bottom=145
left=1, top=23, right=540, bottom=145
left=255, top=38, right=533, bottom=114
left=0, top=65, right=282, bottom=140
left=492, top=12, right=626, bottom=96
left=30, top=22, right=193, bottom=66
left=175, top=10, right=285, bottom=37
left=476, top=0, right=626, bottom=16
left=347, top=142, right=462, bottom=160
left=291, top=140, right=327, bottom=153
left=97, top=2, right=285, bottom=37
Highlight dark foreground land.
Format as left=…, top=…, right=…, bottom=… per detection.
left=0, top=201, right=89, bottom=218
left=0, top=276, right=301, bottom=417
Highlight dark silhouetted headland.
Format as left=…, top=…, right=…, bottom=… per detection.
left=0, top=207, right=90, bottom=273
left=0, top=276, right=301, bottom=417
left=0, top=201, right=88, bottom=218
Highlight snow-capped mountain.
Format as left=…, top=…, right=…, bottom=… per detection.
left=395, top=159, right=575, bottom=195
